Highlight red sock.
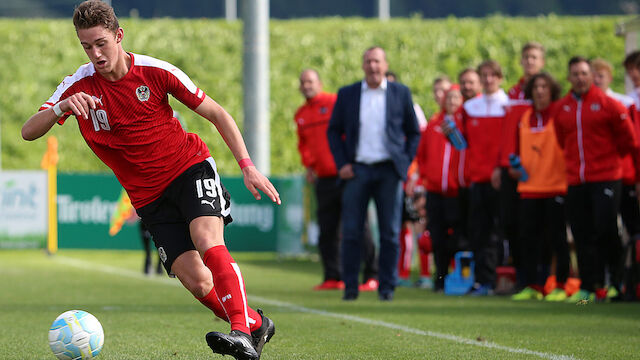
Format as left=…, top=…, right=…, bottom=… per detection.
left=397, top=225, right=413, bottom=279
left=203, top=245, right=259, bottom=334
left=197, top=286, right=228, bottom=321
left=418, top=231, right=432, bottom=277
left=196, top=286, right=263, bottom=332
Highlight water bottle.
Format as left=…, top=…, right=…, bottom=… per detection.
left=444, top=116, right=467, bottom=150
left=508, top=153, right=529, bottom=181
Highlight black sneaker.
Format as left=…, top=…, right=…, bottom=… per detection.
left=251, top=309, right=275, bottom=359
left=205, top=330, right=258, bottom=360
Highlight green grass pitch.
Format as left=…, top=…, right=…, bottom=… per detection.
left=1, top=249, right=639, bottom=359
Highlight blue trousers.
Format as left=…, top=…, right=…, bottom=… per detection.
left=341, top=162, right=403, bottom=297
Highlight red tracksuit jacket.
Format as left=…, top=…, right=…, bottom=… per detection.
left=294, top=92, right=338, bottom=177
left=462, top=89, right=509, bottom=183
left=553, top=85, right=638, bottom=185
left=416, top=111, right=462, bottom=196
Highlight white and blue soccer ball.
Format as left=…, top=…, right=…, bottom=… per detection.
left=48, top=310, right=104, bottom=360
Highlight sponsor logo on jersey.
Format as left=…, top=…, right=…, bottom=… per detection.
left=221, top=294, right=232, bottom=303
left=158, top=247, right=167, bottom=263
left=136, top=85, right=150, bottom=102
left=91, top=95, right=104, bottom=106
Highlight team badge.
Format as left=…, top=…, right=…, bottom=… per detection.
left=320, top=106, right=328, bottom=114
left=136, top=85, right=150, bottom=102
left=590, top=103, right=601, bottom=111
left=158, top=247, right=167, bottom=263
left=297, top=118, right=305, bottom=125
left=563, top=105, right=571, bottom=112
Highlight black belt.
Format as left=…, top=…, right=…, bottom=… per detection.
left=356, top=160, right=393, bottom=167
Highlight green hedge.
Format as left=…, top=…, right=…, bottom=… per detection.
left=0, top=15, right=630, bottom=174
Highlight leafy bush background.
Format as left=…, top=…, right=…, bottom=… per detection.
left=0, top=16, right=630, bottom=174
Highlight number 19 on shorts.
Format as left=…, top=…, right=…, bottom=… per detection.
left=195, top=179, right=217, bottom=198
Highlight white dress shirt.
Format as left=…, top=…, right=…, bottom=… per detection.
left=356, top=79, right=391, bottom=164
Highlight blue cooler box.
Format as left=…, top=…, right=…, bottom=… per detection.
left=444, top=251, right=475, bottom=295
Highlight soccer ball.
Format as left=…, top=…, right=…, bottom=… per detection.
left=48, top=310, right=104, bottom=359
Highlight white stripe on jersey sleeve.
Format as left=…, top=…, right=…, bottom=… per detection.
left=42, top=63, right=96, bottom=109
left=134, top=53, right=201, bottom=96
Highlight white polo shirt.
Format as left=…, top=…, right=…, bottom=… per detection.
left=356, top=79, right=391, bottom=164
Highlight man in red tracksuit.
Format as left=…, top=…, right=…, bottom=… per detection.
left=553, top=56, right=638, bottom=302
left=417, top=84, right=464, bottom=291
left=295, top=69, right=377, bottom=291
left=507, top=42, right=546, bottom=101
left=460, top=60, right=510, bottom=295
left=593, top=58, right=639, bottom=299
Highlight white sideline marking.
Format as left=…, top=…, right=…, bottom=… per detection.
left=56, top=256, right=579, bottom=360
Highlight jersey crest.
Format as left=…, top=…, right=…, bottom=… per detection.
left=136, top=85, right=150, bottom=101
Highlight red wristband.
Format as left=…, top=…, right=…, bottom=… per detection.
left=238, top=158, right=254, bottom=169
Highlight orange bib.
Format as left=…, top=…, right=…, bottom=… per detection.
left=517, top=108, right=567, bottom=194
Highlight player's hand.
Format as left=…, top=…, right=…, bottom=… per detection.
left=60, top=92, right=97, bottom=120
left=405, top=176, right=417, bottom=197
left=490, top=167, right=501, bottom=190
left=338, top=164, right=354, bottom=180
left=242, top=166, right=281, bottom=205
left=305, top=168, right=316, bottom=184
left=507, top=167, right=521, bottom=180
left=440, top=119, right=454, bottom=135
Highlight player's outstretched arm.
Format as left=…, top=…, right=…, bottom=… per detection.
left=23, top=92, right=97, bottom=141
left=195, top=96, right=281, bottom=205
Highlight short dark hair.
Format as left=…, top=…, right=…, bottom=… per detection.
left=623, top=50, right=640, bottom=70
left=477, top=60, right=503, bottom=79
left=568, top=56, right=589, bottom=70
left=385, top=71, right=397, bottom=81
left=523, top=72, right=562, bottom=102
left=457, top=68, right=478, bottom=81
left=73, top=0, right=119, bottom=33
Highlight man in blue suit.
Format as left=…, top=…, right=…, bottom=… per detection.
left=327, top=46, right=421, bottom=301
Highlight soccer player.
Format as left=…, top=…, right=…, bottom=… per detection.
left=22, top=1, right=276, bottom=359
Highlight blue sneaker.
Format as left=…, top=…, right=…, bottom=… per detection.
left=469, top=284, right=493, bottom=296
left=397, top=278, right=414, bottom=287
left=415, top=277, right=433, bottom=289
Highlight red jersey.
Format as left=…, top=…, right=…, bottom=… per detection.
left=499, top=99, right=532, bottom=167
left=605, top=91, right=639, bottom=185
left=294, top=92, right=338, bottom=177
left=462, top=90, right=509, bottom=183
left=553, top=85, right=637, bottom=185
left=416, top=111, right=461, bottom=196
left=508, top=77, right=526, bottom=100
left=40, top=53, right=209, bottom=208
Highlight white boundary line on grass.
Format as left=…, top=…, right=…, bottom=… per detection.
left=56, top=256, right=579, bottom=360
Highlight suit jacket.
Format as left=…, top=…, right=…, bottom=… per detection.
left=327, top=80, right=420, bottom=180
